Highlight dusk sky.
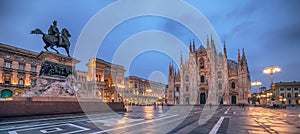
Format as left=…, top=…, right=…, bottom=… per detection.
left=1, top=0, right=300, bottom=93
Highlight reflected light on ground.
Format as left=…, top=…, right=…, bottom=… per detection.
left=117, top=119, right=126, bottom=124
left=144, top=106, right=155, bottom=120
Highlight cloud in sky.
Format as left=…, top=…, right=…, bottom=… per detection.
left=0, top=0, right=300, bottom=92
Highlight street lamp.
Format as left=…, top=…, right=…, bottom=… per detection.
left=251, top=81, right=262, bottom=94
left=263, top=66, right=281, bottom=85
left=251, top=81, right=262, bottom=105
left=263, top=66, right=281, bottom=103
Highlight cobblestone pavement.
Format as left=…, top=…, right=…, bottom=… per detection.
left=0, top=105, right=299, bottom=134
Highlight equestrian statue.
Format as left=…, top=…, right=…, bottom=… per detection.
left=31, top=20, right=71, bottom=57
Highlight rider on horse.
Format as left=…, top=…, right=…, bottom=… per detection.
left=48, top=20, right=62, bottom=45
left=31, top=20, right=71, bottom=57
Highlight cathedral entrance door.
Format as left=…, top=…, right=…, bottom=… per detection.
left=200, top=93, right=206, bottom=104
left=231, top=96, right=237, bottom=104
left=176, top=97, right=180, bottom=104
left=219, top=96, right=223, bottom=104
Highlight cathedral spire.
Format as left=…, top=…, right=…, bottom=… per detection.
left=207, top=35, right=210, bottom=49
left=242, top=48, right=248, bottom=67
left=168, top=62, right=171, bottom=75
left=192, top=39, right=196, bottom=52
left=223, top=41, right=227, bottom=58
left=169, top=62, right=175, bottom=75
left=238, top=49, right=241, bottom=67
left=238, top=49, right=240, bottom=61
left=210, top=34, right=216, bottom=53
left=189, top=40, right=192, bottom=52
left=180, top=51, right=183, bottom=65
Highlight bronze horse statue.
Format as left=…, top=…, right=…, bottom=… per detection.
left=31, top=28, right=71, bottom=57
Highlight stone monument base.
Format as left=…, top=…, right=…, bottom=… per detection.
left=0, top=97, right=126, bottom=117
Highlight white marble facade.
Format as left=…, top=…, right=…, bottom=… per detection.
left=167, top=36, right=251, bottom=105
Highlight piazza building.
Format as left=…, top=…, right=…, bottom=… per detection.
left=275, top=81, right=300, bottom=105
left=0, top=43, right=41, bottom=98
left=166, top=36, right=251, bottom=105
left=124, top=76, right=165, bottom=105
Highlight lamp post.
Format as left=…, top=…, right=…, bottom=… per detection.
left=263, top=66, right=280, bottom=85
left=251, top=81, right=262, bottom=94
left=263, top=66, right=281, bottom=104
left=251, top=81, right=262, bottom=105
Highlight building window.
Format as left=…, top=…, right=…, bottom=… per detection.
left=280, top=93, right=284, bottom=98
left=18, top=78, right=24, bottom=86
left=4, top=76, right=10, bottom=84
left=218, top=83, right=222, bottom=90
left=199, top=58, right=204, bottom=69
left=5, top=61, right=11, bottom=68
left=294, top=88, right=298, bottom=91
left=129, top=81, right=133, bottom=88
left=295, top=93, right=299, bottom=98
left=217, top=72, right=222, bottom=78
left=287, top=88, right=291, bottom=91
left=134, top=81, right=138, bottom=88
left=19, top=64, right=25, bottom=70
left=185, top=97, right=190, bottom=104
left=31, top=79, right=36, bottom=87
left=287, top=93, right=291, bottom=98
left=231, top=82, right=236, bottom=89
left=31, top=66, right=37, bottom=72
left=280, top=88, right=284, bottom=91
left=96, top=73, right=102, bottom=82
left=200, top=76, right=205, bottom=83
left=186, top=86, right=189, bottom=92
left=176, top=87, right=179, bottom=92
left=185, top=75, right=189, bottom=81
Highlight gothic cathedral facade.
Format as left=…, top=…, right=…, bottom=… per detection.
left=167, top=36, right=251, bottom=105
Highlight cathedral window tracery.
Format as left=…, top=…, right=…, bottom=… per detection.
left=218, top=83, right=222, bottom=90
left=231, top=82, right=236, bottom=89
left=199, top=58, right=204, bottom=69
left=185, top=75, right=189, bottom=81
left=186, top=86, right=189, bottom=92
left=217, top=71, right=222, bottom=78
left=200, top=76, right=205, bottom=83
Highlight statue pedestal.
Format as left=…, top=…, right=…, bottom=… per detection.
left=37, top=51, right=79, bottom=79
left=24, top=51, right=80, bottom=97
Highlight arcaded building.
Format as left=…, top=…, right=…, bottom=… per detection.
left=166, top=36, right=251, bottom=105
left=86, top=58, right=125, bottom=102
